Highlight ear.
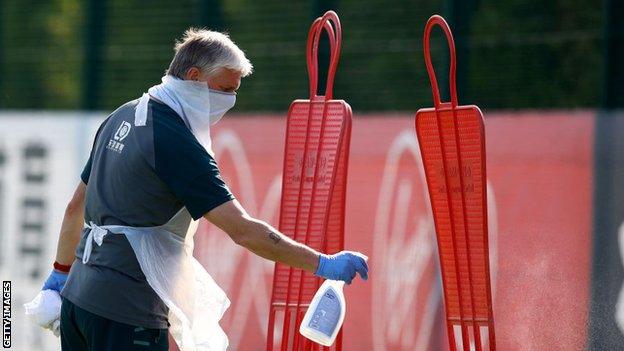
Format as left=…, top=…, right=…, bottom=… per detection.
left=184, top=67, right=201, bottom=81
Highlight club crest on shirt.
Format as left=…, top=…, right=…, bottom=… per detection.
left=114, top=121, right=132, bottom=141
left=107, top=121, right=131, bottom=154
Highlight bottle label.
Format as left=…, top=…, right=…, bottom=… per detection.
left=308, top=286, right=341, bottom=337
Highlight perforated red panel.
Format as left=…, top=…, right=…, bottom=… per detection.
left=267, top=11, right=351, bottom=351
left=417, top=105, right=488, bottom=320
left=415, top=15, right=496, bottom=351
left=268, top=99, right=350, bottom=351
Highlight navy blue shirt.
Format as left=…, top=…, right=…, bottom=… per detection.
left=62, top=98, right=234, bottom=328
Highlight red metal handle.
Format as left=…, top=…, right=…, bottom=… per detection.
left=423, top=15, right=458, bottom=108
left=306, top=11, right=341, bottom=100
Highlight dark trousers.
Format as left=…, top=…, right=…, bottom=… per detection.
left=60, top=297, right=169, bottom=351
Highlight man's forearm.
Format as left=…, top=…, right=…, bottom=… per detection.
left=55, top=182, right=87, bottom=266
left=205, top=200, right=369, bottom=283
left=235, top=217, right=320, bottom=273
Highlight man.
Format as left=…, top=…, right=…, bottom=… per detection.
left=41, top=28, right=368, bottom=351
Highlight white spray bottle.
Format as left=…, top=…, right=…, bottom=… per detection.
left=299, top=279, right=346, bottom=346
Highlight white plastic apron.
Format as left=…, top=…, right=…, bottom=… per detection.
left=82, top=220, right=230, bottom=351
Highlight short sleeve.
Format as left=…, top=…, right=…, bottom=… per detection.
left=80, top=155, right=93, bottom=184
left=81, top=117, right=109, bottom=184
left=152, top=108, right=234, bottom=220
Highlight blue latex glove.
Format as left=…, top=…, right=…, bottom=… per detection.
left=42, top=270, right=68, bottom=293
left=315, top=251, right=369, bottom=284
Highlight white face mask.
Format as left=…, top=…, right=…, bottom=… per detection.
left=208, top=89, right=236, bottom=125
left=139, top=75, right=237, bottom=156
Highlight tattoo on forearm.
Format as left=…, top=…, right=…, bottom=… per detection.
left=268, top=230, right=282, bottom=245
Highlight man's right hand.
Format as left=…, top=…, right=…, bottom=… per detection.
left=315, top=251, right=369, bottom=284
left=205, top=200, right=371, bottom=279
left=42, top=270, right=68, bottom=293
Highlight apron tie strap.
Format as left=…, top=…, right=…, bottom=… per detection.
left=83, top=222, right=108, bottom=264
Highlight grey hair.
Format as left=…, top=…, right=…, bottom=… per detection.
left=166, top=28, right=253, bottom=78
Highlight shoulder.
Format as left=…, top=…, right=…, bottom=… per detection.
left=149, top=99, right=200, bottom=145
left=148, top=99, right=211, bottom=165
left=149, top=99, right=186, bottom=128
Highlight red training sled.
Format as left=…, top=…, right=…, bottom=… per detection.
left=267, top=10, right=352, bottom=351
left=415, top=15, right=497, bottom=351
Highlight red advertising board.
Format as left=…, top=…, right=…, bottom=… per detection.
left=191, top=111, right=592, bottom=351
